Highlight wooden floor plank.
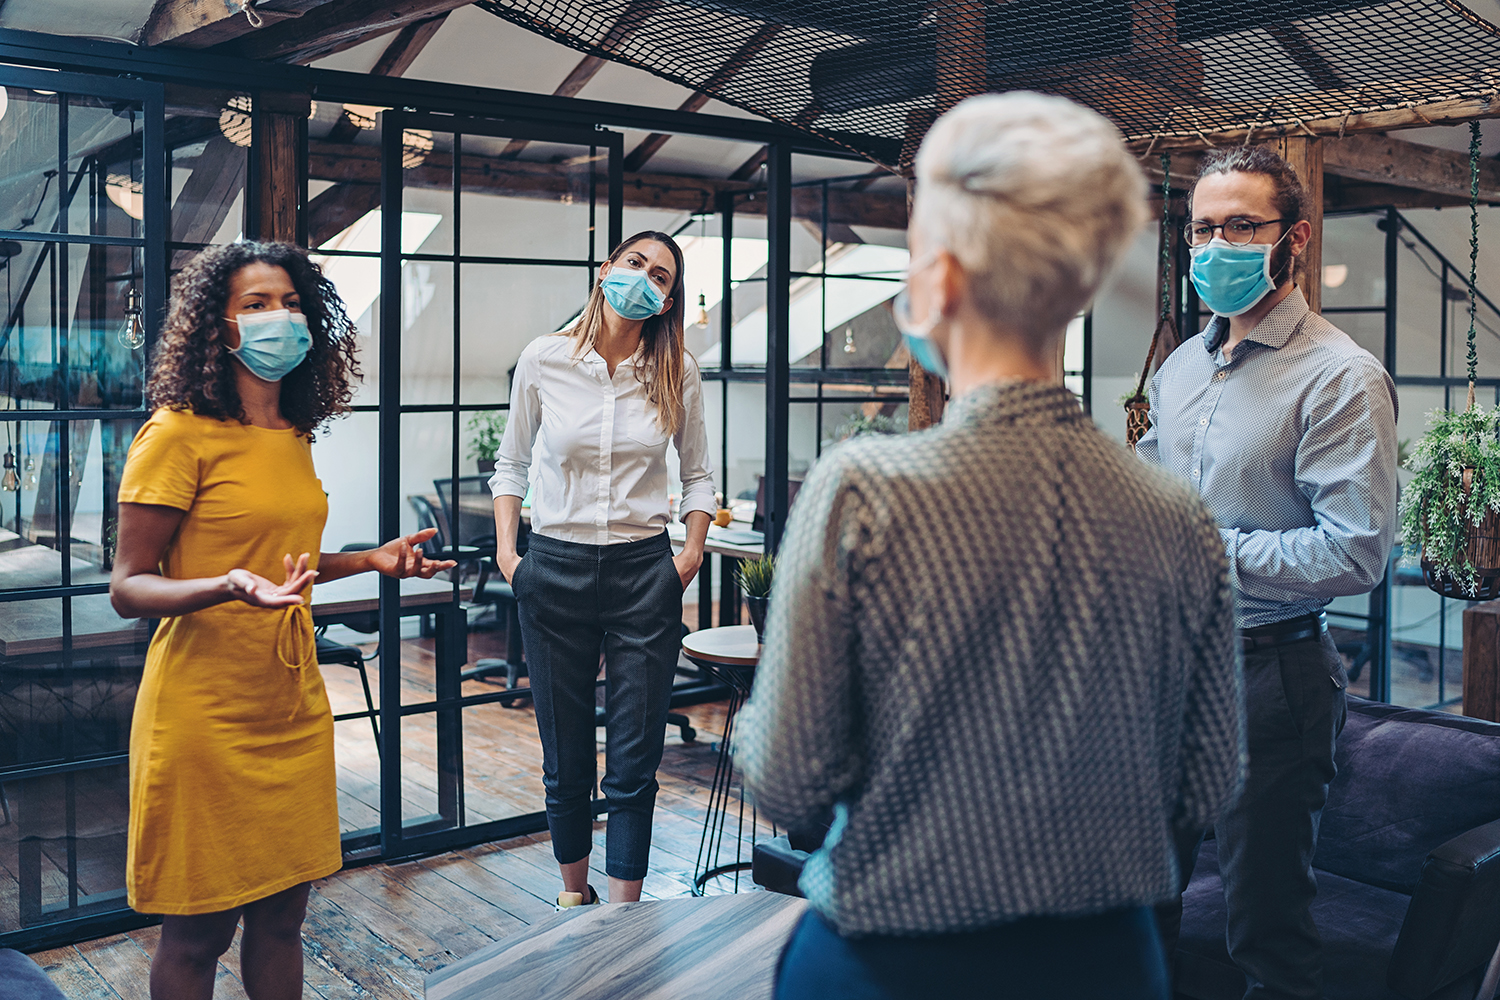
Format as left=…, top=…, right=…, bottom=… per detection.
left=75, top=933, right=154, bottom=1000
left=29, top=944, right=122, bottom=1000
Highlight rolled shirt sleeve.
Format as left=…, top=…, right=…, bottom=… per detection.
left=674, top=356, right=717, bottom=521
left=488, top=344, right=540, bottom=501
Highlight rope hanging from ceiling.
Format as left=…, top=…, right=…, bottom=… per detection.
left=1124, top=152, right=1174, bottom=451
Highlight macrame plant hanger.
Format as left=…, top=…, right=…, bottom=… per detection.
left=1420, top=121, right=1499, bottom=599
left=1125, top=152, right=1174, bottom=451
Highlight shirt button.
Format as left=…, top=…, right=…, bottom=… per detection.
left=1192, top=468, right=1201, bottom=477
left=1199, top=417, right=1208, bottom=426
left=1214, top=371, right=1226, bottom=381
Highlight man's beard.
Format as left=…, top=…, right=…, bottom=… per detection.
left=1271, top=239, right=1295, bottom=287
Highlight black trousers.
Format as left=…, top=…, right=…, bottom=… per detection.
left=512, top=530, right=684, bottom=881
left=1157, top=631, right=1347, bottom=1000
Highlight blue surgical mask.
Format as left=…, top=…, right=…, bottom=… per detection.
left=893, top=256, right=949, bottom=380
left=1188, top=234, right=1289, bottom=318
left=600, top=267, right=666, bottom=320
left=227, top=309, right=311, bottom=382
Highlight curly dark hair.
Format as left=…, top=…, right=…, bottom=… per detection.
left=147, top=242, right=361, bottom=436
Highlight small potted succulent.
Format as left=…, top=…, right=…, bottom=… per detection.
left=466, top=410, right=508, bottom=475
left=1400, top=400, right=1500, bottom=599
left=736, top=554, right=775, bottom=643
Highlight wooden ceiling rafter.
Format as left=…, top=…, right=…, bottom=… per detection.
left=212, top=0, right=473, bottom=64
left=623, top=23, right=784, bottom=173
left=499, top=1, right=661, bottom=160
left=325, top=14, right=449, bottom=143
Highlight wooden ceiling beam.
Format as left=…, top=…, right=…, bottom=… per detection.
left=1324, top=132, right=1500, bottom=204
left=302, top=139, right=907, bottom=229
left=1128, top=88, right=1500, bottom=152
left=326, top=13, right=447, bottom=142
left=215, top=0, right=472, bottom=64
left=143, top=0, right=332, bottom=49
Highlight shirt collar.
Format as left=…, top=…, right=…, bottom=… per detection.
left=1203, top=285, right=1309, bottom=355
left=943, top=380, right=1085, bottom=430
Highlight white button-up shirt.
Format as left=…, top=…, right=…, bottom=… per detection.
left=488, top=334, right=717, bottom=545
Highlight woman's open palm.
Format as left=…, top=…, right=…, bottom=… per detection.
left=226, top=552, right=317, bottom=608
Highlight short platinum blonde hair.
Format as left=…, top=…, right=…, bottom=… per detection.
left=912, top=92, right=1148, bottom=343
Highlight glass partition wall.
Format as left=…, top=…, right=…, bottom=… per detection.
left=0, top=69, right=165, bottom=947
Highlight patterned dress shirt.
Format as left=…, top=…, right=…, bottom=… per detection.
left=736, top=382, right=1246, bottom=937
left=1137, top=289, right=1399, bottom=628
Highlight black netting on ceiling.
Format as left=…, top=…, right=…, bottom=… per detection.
left=476, top=0, right=1500, bottom=168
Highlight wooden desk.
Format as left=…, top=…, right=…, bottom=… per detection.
left=426, top=892, right=805, bottom=1000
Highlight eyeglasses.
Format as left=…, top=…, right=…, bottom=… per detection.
left=1184, top=217, right=1291, bottom=247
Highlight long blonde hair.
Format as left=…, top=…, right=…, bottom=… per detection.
left=560, top=232, right=689, bottom=437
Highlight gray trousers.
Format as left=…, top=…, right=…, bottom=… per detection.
left=1158, top=631, right=1347, bottom=1000
left=513, top=530, right=684, bottom=881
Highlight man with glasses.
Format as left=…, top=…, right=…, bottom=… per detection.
left=1138, top=146, right=1398, bottom=999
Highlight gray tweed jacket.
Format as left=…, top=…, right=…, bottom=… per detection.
left=736, top=381, right=1246, bottom=937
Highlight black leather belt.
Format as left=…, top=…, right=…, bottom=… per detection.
left=1239, top=612, right=1327, bottom=654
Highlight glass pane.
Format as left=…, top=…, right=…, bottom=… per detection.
left=459, top=135, right=601, bottom=262
left=0, top=420, right=131, bottom=590
left=0, top=600, right=146, bottom=769
left=1321, top=214, right=1386, bottom=311
left=0, top=762, right=131, bottom=932
left=461, top=704, right=546, bottom=825
left=167, top=89, right=249, bottom=264
left=459, top=263, right=585, bottom=408
left=0, top=88, right=144, bottom=243
left=401, top=259, right=454, bottom=406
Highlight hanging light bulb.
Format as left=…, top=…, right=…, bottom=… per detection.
left=118, top=287, right=145, bottom=350
left=402, top=129, right=434, bottom=169
left=843, top=326, right=857, bottom=354
left=1, top=449, right=17, bottom=492
left=219, top=95, right=253, bottom=148
left=22, top=456, right=36, bottom=491
left=694, top=291, right=709, bottom=328
left=0, top=87, right=9, bottom=125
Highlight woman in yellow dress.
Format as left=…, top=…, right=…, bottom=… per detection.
left=109, top=242, right=454, bottom=1000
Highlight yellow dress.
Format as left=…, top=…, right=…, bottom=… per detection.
left=119, top=408, right=341, bottom=915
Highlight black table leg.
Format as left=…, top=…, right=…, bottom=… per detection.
left=720, top=556, right=741, bottom=627
left=434, top=604, right=465, bottom=828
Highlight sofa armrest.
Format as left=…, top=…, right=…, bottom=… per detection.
left=0, top=948, right=67, bottom=1000
left=1388, top=817, right=1500, bottom=999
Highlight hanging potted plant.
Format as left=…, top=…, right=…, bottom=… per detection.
left=736, top=554, right=775, bottom=643
left=1401, top=403, right=1500, bottom=598
left=466, top=410, right=507, bottom=475
left=1400, top=122, right=1500, bottom=600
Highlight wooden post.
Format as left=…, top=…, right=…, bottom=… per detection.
left=255, top=93, right=311, bottom=244
left=1263, top=135, right=1323, bottom=314
left=1463, top=601, right=1500, bottom=722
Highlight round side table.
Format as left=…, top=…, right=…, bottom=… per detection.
left=680, top=625, right=762, bottom=894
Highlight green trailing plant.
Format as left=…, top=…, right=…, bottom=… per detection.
left=1400, top=120, right=1494, bottom=595
left=1399, top=404, right=1500, bottom=590
left=736, top=554, right=776, bottom=598
left=832, top=412, right=900, bottom=443
left=466, top=410, right=508, bottom=463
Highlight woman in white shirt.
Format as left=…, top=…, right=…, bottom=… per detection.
left=489, top=231, right=715, bottom=907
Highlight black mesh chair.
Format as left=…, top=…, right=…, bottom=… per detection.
left=433, top=475, right=498, bottom=563
left=315, top=542, right=381, bottom=754
left=409, top=494, right=482, bottom=569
